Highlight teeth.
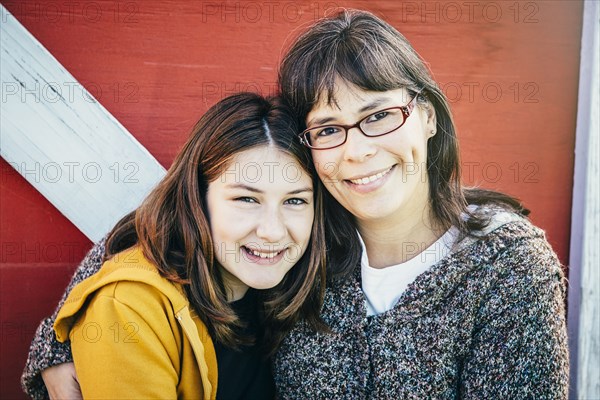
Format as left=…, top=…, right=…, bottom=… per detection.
left=349, top=167, right=392, bottom=185
left=247, top=248, right=282, bottom=259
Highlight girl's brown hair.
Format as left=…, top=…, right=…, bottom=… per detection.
left=279, top=9, right=528, bottom=280
left=104, top=93, right=327, bottom=355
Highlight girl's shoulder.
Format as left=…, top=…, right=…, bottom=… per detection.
left=54, top=246, right=192, bottom=340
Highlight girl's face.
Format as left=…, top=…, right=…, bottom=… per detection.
left=206, top=145, right=314, bottom=301
left=307, top=80, right=436, bottom=225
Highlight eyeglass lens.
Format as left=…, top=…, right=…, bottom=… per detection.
left=307, top=108, right=407, bottom=148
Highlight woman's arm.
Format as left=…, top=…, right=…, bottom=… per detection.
left=21, top=238, right=106, bottom=399
left=41, top=363, right=81, bottom=400
left=460, top=236, right=569, bottom=398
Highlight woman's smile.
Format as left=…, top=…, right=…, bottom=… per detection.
left=343, top=165, right=397, bottom=194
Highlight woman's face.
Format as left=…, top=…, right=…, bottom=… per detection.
left=307, top=80, right=436, bottom=225
left=206, top=145, right=314, bottom=301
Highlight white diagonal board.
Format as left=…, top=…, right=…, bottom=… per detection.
left=0, top=4, right=166, bottom=242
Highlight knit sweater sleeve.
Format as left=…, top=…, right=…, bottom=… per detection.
left=460, top=235, right=569, bottom=399
left=21, top=238, right=107, bottom=400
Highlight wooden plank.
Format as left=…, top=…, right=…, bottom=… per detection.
left=567, top=1, right=600, bottom=398
left=0, top=4, right=166, bottom=242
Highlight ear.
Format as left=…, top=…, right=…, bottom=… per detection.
left=424, top=103, right=437, bottom=139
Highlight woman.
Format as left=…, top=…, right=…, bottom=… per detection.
left=23, top=92, right=327, bottom=399
left=23, top=9, right=569, bottom=399
left=273, top=9, right=569, bottom=399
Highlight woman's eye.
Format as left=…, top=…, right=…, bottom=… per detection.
left=367, top=111, right=389, bottom=123
left=316, top=126, right=340, bottom=137
left=235, top=197, right=258, bottom=204
left=285, top=198, right=308, bottom=206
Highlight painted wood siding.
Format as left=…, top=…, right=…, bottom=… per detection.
left=0, top=1, right=584, bottom=398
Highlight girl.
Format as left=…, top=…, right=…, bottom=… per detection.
left=23, top=92, right=327, bottom=399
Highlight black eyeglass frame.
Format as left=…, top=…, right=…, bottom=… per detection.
left=298, top=91, right=423, bottom=150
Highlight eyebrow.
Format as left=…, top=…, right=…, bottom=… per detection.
left=307, top=97, right=393, bottom=127
left=225, top=183, right=313, bottom=195
left=358, top=98, right=390, bottom=113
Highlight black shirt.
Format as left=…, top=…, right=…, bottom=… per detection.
left=214, top=290, right=275, bottom=400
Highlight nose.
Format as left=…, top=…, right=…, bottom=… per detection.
left=256, top=207, right=287, bottom=243
left=342, top=127, right=377, bottom=162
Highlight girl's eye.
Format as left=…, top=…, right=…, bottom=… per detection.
left=285, top=198, right=308, bottom=206
left=235, top=197, right=258, bottom=204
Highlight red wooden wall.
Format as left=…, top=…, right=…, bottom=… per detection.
left=0, top=1, right=583, bottom=397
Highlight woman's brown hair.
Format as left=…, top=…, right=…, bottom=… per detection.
left=279, top=9, right=528, bottom=280
left=104, top=93, right=327, bottom=355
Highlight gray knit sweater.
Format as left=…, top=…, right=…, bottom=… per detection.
left=21, top=238, right=106, bottom=399
left=21, top=213, right=568, bottom=399
left=273, top=214, right=569, bottom=399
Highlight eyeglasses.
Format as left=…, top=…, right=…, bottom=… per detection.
left=299, top=91, right=422, bottom=150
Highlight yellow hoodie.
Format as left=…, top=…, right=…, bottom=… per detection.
left=54, top=246, right=218, bottom=399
